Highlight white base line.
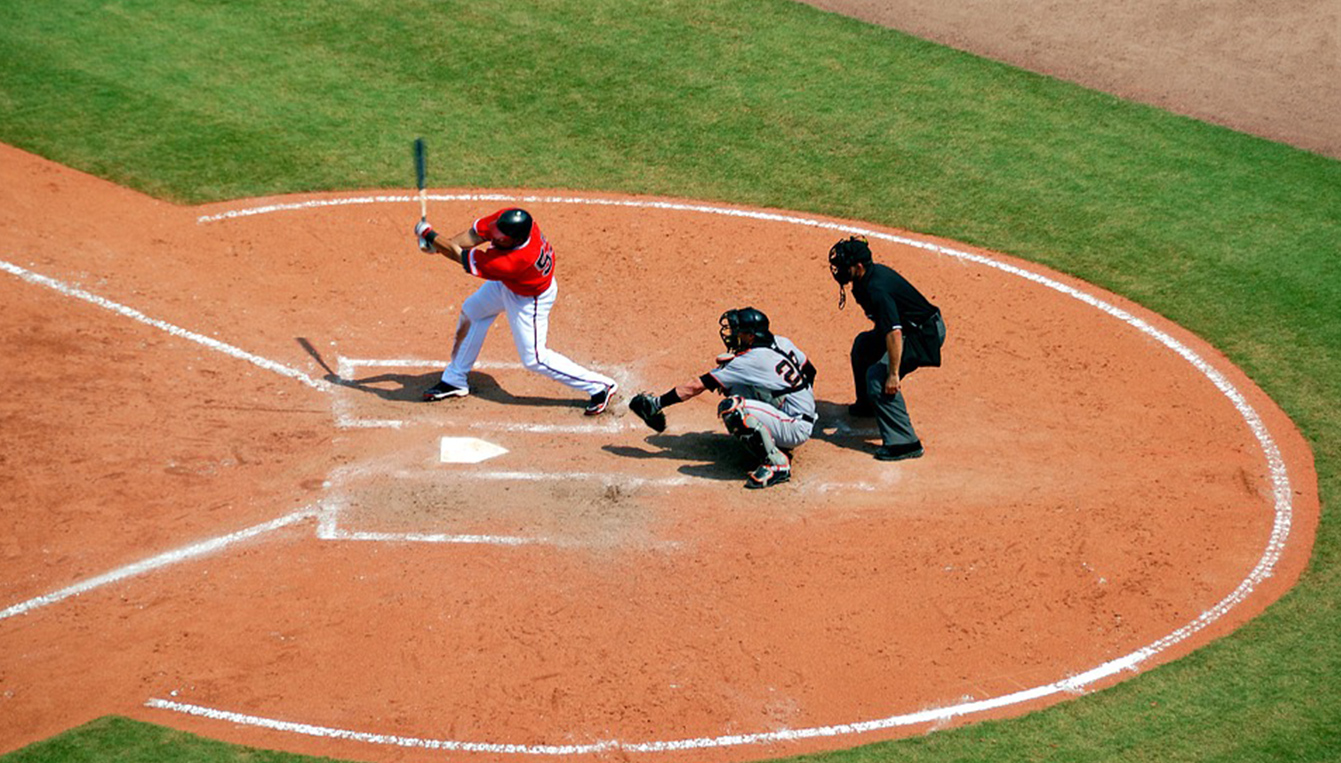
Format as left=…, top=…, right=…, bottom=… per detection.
left=323, top=529, right=547, bottom=547
left=0, top=508, right=318, bottom=621
left=0, top=260, right=331, bottom=392
left=153, top=192, right=1298, bottom=756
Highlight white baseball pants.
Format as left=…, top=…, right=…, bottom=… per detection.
left=440, top=279, right=614, bottom=396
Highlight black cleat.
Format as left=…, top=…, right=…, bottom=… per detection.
left=423, top=380, right=468, bottom=401
left=585, top=383, right=618, bottom=415
left=745, top=463, right=792, bottom=490
left=874, top=442, right=924, bottom=461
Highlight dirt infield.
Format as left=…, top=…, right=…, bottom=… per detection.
left=0, top=144, right=1319, bottom=761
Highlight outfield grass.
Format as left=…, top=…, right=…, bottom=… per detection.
left=2, top=0, right=1339, bottom=761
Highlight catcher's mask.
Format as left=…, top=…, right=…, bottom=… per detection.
left=719, top=307, right=772, bottom=352
left=828, top=236, right=872, bottom=308
left=491, top=208, right=533, bottom=249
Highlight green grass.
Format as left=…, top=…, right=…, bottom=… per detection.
left=2, top=0, right=1340, bottom=761
left=0, top=717, right=341, bottom=763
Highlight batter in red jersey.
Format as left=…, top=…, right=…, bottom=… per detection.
left=413, top=207, right=617, bottom=414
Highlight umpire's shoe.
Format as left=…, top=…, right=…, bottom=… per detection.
left=745, top=462, right=791, bottom=490
left=585, top=382, right=618, bottom=415
left=423, top=380, right=468, bottom=401
left=874, top=441, right=924, bottom=461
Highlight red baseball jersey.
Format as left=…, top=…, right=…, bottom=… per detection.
left=463, top=208, right=556, bottom=297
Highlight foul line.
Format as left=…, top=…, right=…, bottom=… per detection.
left=149, top=192, right=1299, bottom=755
left=0, top=260, right=331, bottom=392
left=0, top=508, right=318, bottom=621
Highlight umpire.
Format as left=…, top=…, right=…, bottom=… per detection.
left=828, top=236, right=946, bottom=461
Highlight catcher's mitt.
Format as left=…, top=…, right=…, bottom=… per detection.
left=630, top=392, right=667, bottom=433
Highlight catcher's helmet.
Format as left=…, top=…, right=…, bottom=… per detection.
left=492, top=208, right=533, bottom=248
left=719, top=307, right=773, bottom=352
left=828, top=236, right=872, bottom=284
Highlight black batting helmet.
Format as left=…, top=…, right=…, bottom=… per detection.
left=828, top=236, right=872, bottom=285
left=719, top=307, right=773, bottom=352
left=493, top=208, right=533, bottom=247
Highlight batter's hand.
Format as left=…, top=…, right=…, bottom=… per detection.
left=414, top=220, right=436, bottom=252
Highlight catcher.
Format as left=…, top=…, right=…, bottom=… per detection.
left=630, top=307, right=818, bottom=489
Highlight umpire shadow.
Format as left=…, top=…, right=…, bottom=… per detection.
left=322, top=369, right=586, bottom=410
left=603, top=431, right=755, bottom=482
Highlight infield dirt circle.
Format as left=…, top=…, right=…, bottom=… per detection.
left=0, top=146, right=1319, bottom=762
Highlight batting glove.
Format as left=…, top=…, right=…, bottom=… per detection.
left=414, top=220, right=437, bottom=252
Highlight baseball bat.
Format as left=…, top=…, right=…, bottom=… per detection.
left=413, top=137, right=428, bottom=221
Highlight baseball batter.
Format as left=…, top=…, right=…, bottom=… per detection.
left=413, top=208, right=617, bottom=414
left=630, top=308, right=817, bottom=489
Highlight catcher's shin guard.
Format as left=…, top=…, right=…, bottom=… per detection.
left=718, top=396, right=785, bottom=465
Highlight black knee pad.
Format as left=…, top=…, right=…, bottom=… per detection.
left=717, top=396, right=749, bottom=435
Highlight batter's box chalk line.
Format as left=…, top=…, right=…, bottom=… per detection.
left=2, top=189, right=1296, bottom=755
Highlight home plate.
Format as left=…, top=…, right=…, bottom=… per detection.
left=440, top=437, right=509, bottom=464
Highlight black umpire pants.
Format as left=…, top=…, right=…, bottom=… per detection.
left=851, top=314, right=946, bottom=447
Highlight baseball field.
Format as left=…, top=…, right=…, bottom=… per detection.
left=1, top=1, right=1338, bottom=762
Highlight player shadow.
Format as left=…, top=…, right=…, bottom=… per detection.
left=602, top=431, right=756, bottom=482
left=319, top=368, right=587, bottom=410
left=806, top=399, right=881, bottom=455
left=317, top=369, right=433, bottom=402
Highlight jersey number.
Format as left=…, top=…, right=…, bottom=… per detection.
left=533, top=242, right=555, bottom=277
left=775, top=358, right=803, bottom=387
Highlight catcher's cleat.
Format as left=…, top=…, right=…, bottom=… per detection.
left=745, top=463, right=791, bottom=490
left=423, top=380, right=468, bottom=401
left=874, top=441, right=924, bottom=461
left=585, top=382, right=617, bottom=416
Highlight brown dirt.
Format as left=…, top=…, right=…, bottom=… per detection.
left=799, top=0, right=1341, bottom=159
left=0, top=144, right=1319, bottom=763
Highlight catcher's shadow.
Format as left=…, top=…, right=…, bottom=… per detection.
left=603, top=431, right=755, bottom=482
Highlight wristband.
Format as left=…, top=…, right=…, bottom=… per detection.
left=658, top=389, right=682, bottom=409
left=424, top=230, right=438, bottom=244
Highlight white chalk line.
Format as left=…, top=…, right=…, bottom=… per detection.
left=150, top=193, right=1298, bottom=755
left=314, top=465, right=862, bottom=549
left=0, top=260, right=331, bottom=392
left=313, top=489, right=556, bottom=548
left=0, top=508, right=317, bottom=621
left=400, top=468, right=878, bottom=493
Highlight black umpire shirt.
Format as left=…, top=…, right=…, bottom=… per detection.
left=852, top=262, right=939, bottom=335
